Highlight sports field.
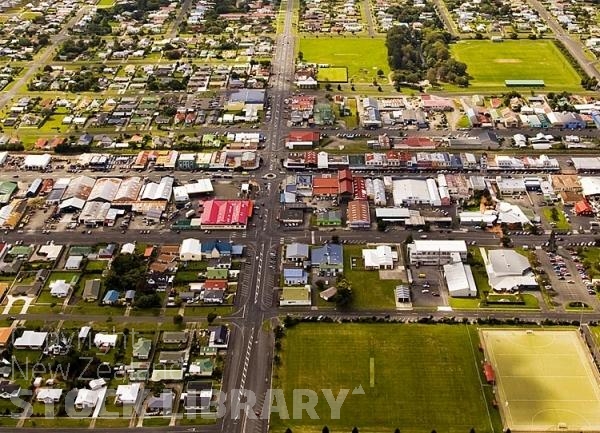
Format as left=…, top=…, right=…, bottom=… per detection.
left=481, top=329, right=600, bottom=432
left=299, top=38, right=389, bottom=83
left=451, top=40, right=582, bottom=91
left=272, top=324, right=497, bottom=433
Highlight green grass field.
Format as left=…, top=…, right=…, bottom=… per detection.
left=273, top=324, right=497, bottom=433
left=542, top=206, right=571, bottom=231
left=481, top=329, right=600, bottom=431
left=451, top=40, right=582, bottom=92
left=300, top=38, right=389, bottom=83
left=317, top=67, right=348, bottom=83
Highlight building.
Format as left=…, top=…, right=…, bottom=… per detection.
left=362, top=245, right=396, bottom=270
left=115, top=383, right=141, bottom=405
left=407, top=240, right=467, bottom=265
left=200, top=200, right=252, bottom=230
left=49, top=280, right=71, bottom=298
left=184, top=381, right=213, bottom=413
left=36, top=388, right=63, bottom=404
left=132, top=338, right=152, bottom=360
left=347, top=200, right=370, bottom=229
left=209, top=326, right=229, bottom=349
left=311, top=244, right=344, bottom=275
left=75, top=389, right=99, bottom=409
left=179, top=238, right=202, bottom=261
left=392, top=179, right=441, bottom=207
left=285, top=243, right=309, bottom=262
left=483, top=249, right=538, bottom=292
left=82, top=279, right=101, bottom=301
left=14, top=331, right=48, bottom=349
left=443, top=262, right=477, bottom=297
left=94, top=333, right=118, bottom=349
left=280, top=286, right=311, bottom=306
left=283, top=268, right=308, bottom=285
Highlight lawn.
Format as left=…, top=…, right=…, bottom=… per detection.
left=541, top=206, right=571, bottom=231
left=450, top=40, right=582, bottom=92
left=317, top=67, right=348, bottom=83
left=97, top=0, right=116, bottom=7
left=342, top=245, right=397, bottom=310
left=299, top=38, right=389, bottom=83
left=580, top=247, right=600, bottom=279
left=273, top=323, right=498, bottom=433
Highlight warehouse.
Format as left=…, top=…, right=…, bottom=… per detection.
left=0, top=182, right=17, bottom=205
left=88, top=178, right=121, bottom=202
left=346, top=200, right=370, bottom=229
left=114, top=177, right=143, bottom=202
left=443, top=262, right=477, bottom=297
left=392, top=179, right=441, bottom=207
left=581, top=177, right=600, bottom=198
left=200, top=200, right=252, bottom=230
left=483, top=249, right=538, bottom=292
left=23, top=154, right=51, bottom=170
left=62, top=176, right=95, bottom=201
left=79, top=202, right=111, bottom=226
left=140, top=177, right=173, bottom=201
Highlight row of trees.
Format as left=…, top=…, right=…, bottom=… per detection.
left=286, top=427, right=486, bottom=433
left=386, top=26, right=469, bottom=88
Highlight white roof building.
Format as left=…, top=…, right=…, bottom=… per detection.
left=362, top=245, right=396, bottom=269
left=581, top=176, right=600, bottom=197
left=64, top=255, right=83, bottom=270
left=408, top=240, right=467, bottom=265
left=392, top=179, right=441, bottom=206
left=37, top=244, right=63, bottom=261
left=36, top=388, right=63, bottom=403
left=75, top=389, right=99, bottom=409
left=23, top=154, right=51, bottom=170
left=120, top=243, right=135, bottom=254
left=115, top=383, right=141, bottom=405
left=180, top=238, right=202, bottom=261
left=443, top=262, right=477, bottom=298
left=140, top=177, right=173, bottom=201
left=483, top=249, right=538, bottom=292
left=94, top=333, right=118, bottom=348
left=14, top=331, right=48, bottom=349
left=49, top=280, right=71, bottom=297
left=496, top=202, right=531, bottom=226
left=79, top=202, right=111, bottom=226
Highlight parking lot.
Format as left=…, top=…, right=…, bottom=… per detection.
left=409, top=265, right=446, bottom=308
left=535, top=247, right=598, bottom=309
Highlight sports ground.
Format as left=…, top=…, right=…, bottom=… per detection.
left=481, top=329, right=600, bottom=432
left=450, top=40, right=582, bottom=92
left=299, top=38, right=389, bottom=83
left=272, top=324, right=498, bottom=433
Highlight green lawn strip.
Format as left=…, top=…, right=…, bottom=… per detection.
left=541, top=206, right=571, bottom=231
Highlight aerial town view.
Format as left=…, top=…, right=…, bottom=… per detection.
left=2, top=0, right=600, bottom=431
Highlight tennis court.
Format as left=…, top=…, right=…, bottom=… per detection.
left=481, top=329, right=600, bottom=432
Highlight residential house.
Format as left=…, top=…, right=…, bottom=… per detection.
left=49, top=280, right=71, bottom=298
left=162, top=331, right=189, bottom=345
left=14, top=331, right=47, bottom=349
left=132, top=338, right=152, bottom=360
left=184, top=381, right=213, bottom=413
left=285, top=243, right=309, bottom=262
left=82, top=279, right=101, bottom=301
left=75, top=389, right=99, bottom=409
left=0, top=381, right=20, bottom=399
left=102, top=290, right=119, bottom=305
left=209, top=326, right=229, bottom=349
left=115, top=383, right=141, bottom=405
left=36, top=388, right=63, bottom=404
left=146, top=391, right=174, bottom=416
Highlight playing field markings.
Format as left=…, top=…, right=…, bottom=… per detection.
left=369, top=357, right=375, bottom=388
left=467, top=326, right=495, bottom=433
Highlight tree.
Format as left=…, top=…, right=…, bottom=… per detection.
left=550, top=206, right=559, bottom=222
left=315, top=280, right=326, bottom=290
left=134, top=293, right=161, bottom=309
left=297, top=51, right=304, bottom=61
left=322, top=427, right=330, bottom=433
left=352, top=427, right=359, bottom=433
left=377, top=219, right=388, bottom=232
left=285, top=429, right=293, bottom=433
left=333, top=287, right=353, bottom=308
left=151, top=381, right=165, bottom=397
left=394, top=429, right=400, bottom=433
left=207, top=311, right=218, bottom=324
left=173, top=314, right=184, bottom=325
left=337, top=84, right=342, bottom=91
left=470, top=429, right=476, bottom=433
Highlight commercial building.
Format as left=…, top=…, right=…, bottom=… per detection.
left=179, top=238, right=203, bottom=261
left=392, top=179, right=441, bottom=207
left=200, top=200, right=252, bottom=230
left=407, top=240, right=467, bottom=265
left=443, top=262, right=477, bottom=297
left=280, top=286, right=311, bottom=306
left=483, top=249, right=538, bottom=292
left=346, top=200, right=370, bottom=229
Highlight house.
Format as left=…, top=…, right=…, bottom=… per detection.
left=36, top=388, right=63, bottom=403
left=311, top=244, right=344, bottom=275
left=209, top=326, right=229, bottom=349
left=64, top=255, right=83, bottom=270
left=188, top=358, right=214, bottom=377
left=184, top=381, right=213, bottom=412
left=162, top=331, right=189, bottom=345
left=89, top=378, right=106, bottom=391
left=158, top=350, right=187, bottom=366
left=362, top=245, right=396, bottom=270
left=75, top=388, right=99, bottom=409
left=180, top=238, right=203, bottom=261
left=49, top=280, right=71, bottom=298
left=0, top=381, right=20, bottom=399
left=319, top=287, right=338, bottom=301
left=146, top=391, right=174, bottom=416
left=203, top=289, right=226, bottom=304
left=14, top=331, right=47, bottom=349
left=115, top=383, right=141, bottom=405
left=82, top=279, right=101, bottom=301
left=132, top=338, right=152, bottom=360
left=201, top=241, right=232, bottom=259
left=102, top=290, right=119, bottom=305
left=283, top=268, right=308, bottom=285
left=94, top=333, right=118, bottom=349
left=285, top=243, right=309, bottom=262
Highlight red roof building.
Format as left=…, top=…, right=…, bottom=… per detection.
left=312, top=176, right=339, bottom=196
left=288, top=130, right=320, bottom=144
left=353, top=177, right=367, bottom=200
left=200, top=200, right=253, bottom=229
left=203, top=280, right=228, bottom=290
left=575, top=200, right=594, bottom=216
